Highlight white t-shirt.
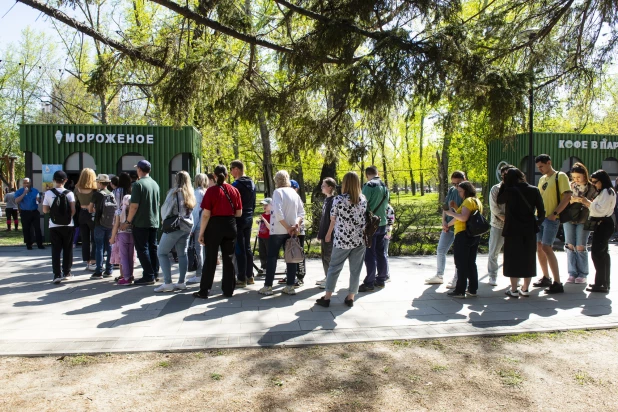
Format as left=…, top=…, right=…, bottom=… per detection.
left=43, top=188, right=76, bottom=228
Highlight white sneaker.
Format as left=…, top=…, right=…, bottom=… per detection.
left=505, top=289, right=519, bottom=298
left=174, top=283, right=187, bottom=290
left=186, top=276, right=201, bottom=284
left=282, top=286, right=296, bottom=295
left=446, top=282, right=456, bottom=289
left=258, top=286, right=273, bottom=296
left=518, top=288, right=530, bottom=297
left=425, top=275, right=444, bottom=284
left=86, top=263, right=95, bottom=271
left=154, top=283, right=175, bottom=293
left=488, top=276, right=498, bottom=286
left=52, top=276, right=62, bottom=284
left=315, top=277, right=327, bottom=285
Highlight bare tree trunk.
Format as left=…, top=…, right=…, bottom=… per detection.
left=404, top=110, right=416, bottom=195
left=312, top=155, right=337, bottom=203
left=290, top=147, right=306, bottom=203
left=419, top=111, right=425, bottom=196
left=437, top=113, right=453, bottom=204
left=258, top=112, right=274, bottom=196
left=232, top=120, right=239, bottom=160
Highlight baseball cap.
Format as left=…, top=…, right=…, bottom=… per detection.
left=53, top=170, right=68, bottom=182
left=96, top=174, right=111, bottom=183
left=261, top=197, right=272, bottom=205
left=134, top=160, right=151, bottom=171
left=290, top=179, right=299, bottom=189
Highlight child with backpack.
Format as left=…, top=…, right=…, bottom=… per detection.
left=88, top=174, right=117, bottom=279
left=42, top=170, right=76, bottom=284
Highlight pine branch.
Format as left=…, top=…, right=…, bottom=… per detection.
left=16, top=0, right=171, bottom=70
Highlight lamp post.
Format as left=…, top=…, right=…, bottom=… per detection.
left=518, top=29, right=540, bottom=185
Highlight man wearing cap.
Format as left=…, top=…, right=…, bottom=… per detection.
left=89, top=174, right=115, bottom=279
left=42, top=170, right=76, bottom=284
left=230, top=160, right=257, bottom=287
left=121, top=160, right=160, bottom=285
left=14, top=177, right=45, bottom=250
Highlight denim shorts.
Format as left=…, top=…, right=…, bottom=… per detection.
left=536, top=218, right=560, bottom=246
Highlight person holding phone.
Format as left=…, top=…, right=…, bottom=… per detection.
left=14, top=178, right=45, bottom=250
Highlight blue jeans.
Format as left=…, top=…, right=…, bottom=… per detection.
left=363, top=225, right=388, bottom=287
left=94, top=225, right=112, bottom=274
left=158, top=230, right=190, bottom=284
left=264, top=234, right=298, bottom=287
left=436, top=229, right=455, bottom=277
left=324, top=245, right=366, bottom=294
left=235, top=216, right=254, bottom=281
left=563, top=222, right=590, bottom=278
left=536, top=218, right=560, bottom=246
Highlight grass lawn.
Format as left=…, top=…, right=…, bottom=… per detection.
left=1, top=329, right=617, bottom=411
left=0, top=219, right=23, bottom=246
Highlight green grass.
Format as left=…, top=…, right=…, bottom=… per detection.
left=0, top=223, right=24, bottom=246
left=497, top=369, right=524, bottom=386
left=430, top=364, right=449, bottom=372
left=210, top=373, right=223, bottom=381
left=502, top=332, right=559, bottom=343
left=574, top=370, right=595, bottom=385
left=64, top=355, right=96, bottom=366
left=158, top=361, right=171, bottom=368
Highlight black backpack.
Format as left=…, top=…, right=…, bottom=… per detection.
left=98, top=192, right=117, bottom=229
left=50, top=189, right=72, bottom=225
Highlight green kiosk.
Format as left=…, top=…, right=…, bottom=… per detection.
left=20, top=124, right=202, bottom=240
left=487, top=132, right=618, bottom=187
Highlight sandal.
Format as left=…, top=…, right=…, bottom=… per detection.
left=192, top=291, right=209, bottom=299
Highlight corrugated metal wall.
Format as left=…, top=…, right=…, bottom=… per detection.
left=20, top=124, right=202, bottom=195
left=488, top=132, right=618, bottom=187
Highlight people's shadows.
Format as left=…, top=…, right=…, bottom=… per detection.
left=408, top=284, right=472, bottom=322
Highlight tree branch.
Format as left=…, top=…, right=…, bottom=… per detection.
left=16, top=0, right=171, bottom=70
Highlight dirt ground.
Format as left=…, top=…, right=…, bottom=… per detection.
left=1, top=329, right=618, bottom=411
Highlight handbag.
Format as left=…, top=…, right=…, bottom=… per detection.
left=162, top=192, right=193, bottom=234
left=583, top=217, right=601, bottom=231
left=465, top=198, right=490, bottom=236
left=364, top=184, right=388, bottom=248
left=284, top=235, right=305, bottom=263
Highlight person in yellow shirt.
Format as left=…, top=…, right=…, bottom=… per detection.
left=533, top=154, right=572, bottom=294
left=444, top=182, right=482, bottom=298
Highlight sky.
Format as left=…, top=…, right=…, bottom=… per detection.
left=0, top=2, right=59, bottom=48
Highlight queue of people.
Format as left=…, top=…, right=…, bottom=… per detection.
left=5, top=155, right=615, bottom=304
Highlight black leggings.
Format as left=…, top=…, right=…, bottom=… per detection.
left=591, top=217, right=613, bottom=289
left=200, top=216, right=237, bottom=296
left=79, top=209, right=95, bottom=262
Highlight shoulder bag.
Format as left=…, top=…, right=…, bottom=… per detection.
left=465, top=198, right=490, bottom=237
left=556, top=173, right=577, bottom=223
left=162, top=192, right=193, bottom=234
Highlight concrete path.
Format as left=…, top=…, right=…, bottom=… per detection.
left=0, top=244, right=616, bottom=355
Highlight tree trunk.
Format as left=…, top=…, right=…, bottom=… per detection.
left=437, top=113, right=453, bottom=204
left=258, top=112, right=274, bottom=196
left=290, top=147, right=306, bottom=203
left=419, top=111, right=425, bottom=196
left=232, top=120, right=239, bottom=160
left=312, top=156, right=337, bottom=203
left=404, top=110, right=416, bottom=196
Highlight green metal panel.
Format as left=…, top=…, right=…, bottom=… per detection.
left=20, top=124, right=202, bottom=196
left=487, top=132, right=618, bottom=187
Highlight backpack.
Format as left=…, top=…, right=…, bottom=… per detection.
left=98, top=191, right=117, bottom=229
left=49, top=189, right=72, bottom=225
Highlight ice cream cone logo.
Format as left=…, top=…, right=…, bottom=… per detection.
left=55, top=130, right=63, bottom=144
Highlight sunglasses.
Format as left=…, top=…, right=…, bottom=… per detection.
left=542, top=182, right=548, bottom=191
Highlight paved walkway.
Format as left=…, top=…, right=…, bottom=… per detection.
left=0, top=245, right=616, bottom=355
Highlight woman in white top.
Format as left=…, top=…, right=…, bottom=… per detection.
left=186, top=173, right=209, bottom=284
left=154, top=171, right=196, bottom=292
left=258, top=170, right=305, bottom=296
left=577, top=170, right=616, bottom=293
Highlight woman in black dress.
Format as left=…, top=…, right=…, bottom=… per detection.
left=498, top=168, right=546, bottom=298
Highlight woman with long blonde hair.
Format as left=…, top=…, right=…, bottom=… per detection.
left=154, top=171, right=197, bottom=292
left=315, top=172, right=368, bottom=308
left=73, top=168, right=98, bottom=270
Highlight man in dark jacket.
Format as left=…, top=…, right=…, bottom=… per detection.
left=359, top=166, right=390, bottom=292
left=231, top=160, right=257, bottom=287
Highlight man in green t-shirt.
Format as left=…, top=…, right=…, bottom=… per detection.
left=121, top=160, right=160, bottom=285
left=533, top=154, right=572, bottom=294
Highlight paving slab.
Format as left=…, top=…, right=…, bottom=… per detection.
left=0, top=244, right=616, bottom=355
